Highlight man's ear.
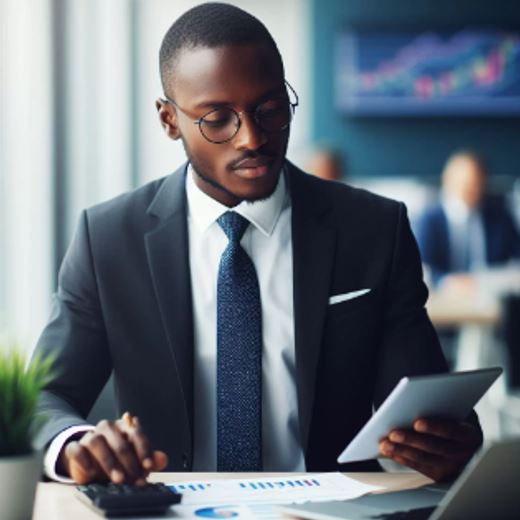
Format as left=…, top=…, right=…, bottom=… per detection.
left=156, top=99, right=181, bottom=140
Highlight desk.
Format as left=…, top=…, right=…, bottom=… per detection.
left=424, top=269, right=520, bottom=370
left=32, top=472, right=432, bottom=519
left=426, top=291, right=500, bottom=329
left=426, top=290, right=503, bottom=371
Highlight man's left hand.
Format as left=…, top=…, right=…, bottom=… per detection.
left=379, top=418, right=481, bottom=482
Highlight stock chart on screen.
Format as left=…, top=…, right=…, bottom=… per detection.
left=336, top=30, right=520, bottom=116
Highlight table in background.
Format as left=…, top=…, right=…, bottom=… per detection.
left=426, top=266, right=520, bottom=371
left=426, top=290, right=502, bottom=371
left=32, top=472, right=432, bottom=520
left=426, top=290, right=507, bottom=439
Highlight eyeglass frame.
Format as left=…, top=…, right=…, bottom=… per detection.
left=162, top=80, right=299, bottom=144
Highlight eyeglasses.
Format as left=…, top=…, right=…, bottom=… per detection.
left=163, top=80, right=299, bottom=144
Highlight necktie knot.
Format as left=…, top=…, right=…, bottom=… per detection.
left=217, top=211, right=250, bottom=243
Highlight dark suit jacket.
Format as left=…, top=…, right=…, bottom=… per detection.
left=417, top=200, right=520, bottom=285
left=33, top=161, right=477, bottom=472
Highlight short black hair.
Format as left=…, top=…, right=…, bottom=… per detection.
left=159, top=2, right=283, bottom=95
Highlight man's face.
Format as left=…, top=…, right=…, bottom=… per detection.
left=158, top=43, right=290, bottom=207
left=443, top=156, right=486, bottom=209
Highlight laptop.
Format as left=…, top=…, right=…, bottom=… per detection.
left=279, top=438, right=520, bottom=519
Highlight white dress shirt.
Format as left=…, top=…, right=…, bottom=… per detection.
left=187, top=165, right=304, bottom=471
left=44, top=165, right=305, bottom=480
left=442, top=196, right=486, bottom=272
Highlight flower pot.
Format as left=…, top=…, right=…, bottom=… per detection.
left=0, top=451, right=42, bottom=520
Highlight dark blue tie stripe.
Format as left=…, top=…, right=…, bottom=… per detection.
left=217, top=211, right=262, bottom=471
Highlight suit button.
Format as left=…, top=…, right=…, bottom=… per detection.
left=182, top=454, right=189, bottom=470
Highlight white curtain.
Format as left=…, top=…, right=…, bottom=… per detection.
left=0, top=0, right=54, bottom=349
left=61, top=0, right=134, bottom=240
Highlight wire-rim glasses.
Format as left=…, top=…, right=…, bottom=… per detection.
left=163, top=80, right=299, bottom=144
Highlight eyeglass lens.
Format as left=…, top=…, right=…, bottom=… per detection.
left=200, top=98, right=293, bottom=143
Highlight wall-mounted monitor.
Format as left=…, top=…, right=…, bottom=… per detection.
left=336, top=29, right=520, bottom=116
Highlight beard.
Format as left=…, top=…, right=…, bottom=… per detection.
left=179, top=136, right=280, bottom=205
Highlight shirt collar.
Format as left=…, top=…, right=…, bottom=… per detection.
left=186, top=163, right=287, bottom=237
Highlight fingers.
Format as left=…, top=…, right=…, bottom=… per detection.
left=65, top=440, right=109, bottom=484
left=414, top=418, right=480, bottom=446
left=391, top=452, right=453, bottom=482
left=384, top=429, right=469, bottom=460
left=378, top=418, right=481, bottom=482
left=79, top=430, right=130, bottom=483
left=96, top=419, right=146, bottom=483
left=378, top=418, right=479, bottom=460
left=62, top=413, right=168, bottom=485
left=117, top=415, right=154, bottom=471
left=152, top=450, right=169, bottom=471
left=380, top=438, right=439, bottom=466
left=379, top=438, right=460, bottom=481
left=64, top=415, right=155, bottom=484
left=117, top=415, right=169, bottom=471
left=65, top=441, right=118, bottom=484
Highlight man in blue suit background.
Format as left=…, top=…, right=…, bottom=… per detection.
left=417, top=150, right=520, bottom=290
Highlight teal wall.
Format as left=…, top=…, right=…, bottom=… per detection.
left=311, top=0, right=520, bottom=177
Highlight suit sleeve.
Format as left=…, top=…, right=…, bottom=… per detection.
left=374, top=203, right=448, bottom=403
left=374, top=203, right=481, bottom=440
left=31, top=210, right=112, bottom=450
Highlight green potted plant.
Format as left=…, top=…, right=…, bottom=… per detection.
left=0, top=347, right=54, bottom=520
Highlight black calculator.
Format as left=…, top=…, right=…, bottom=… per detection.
left=75, top=482, right=182, bottom=517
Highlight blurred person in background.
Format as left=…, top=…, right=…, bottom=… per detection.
left=417, top=150, right=520, bottom=294
left=308, top=147, right=345, bottom=182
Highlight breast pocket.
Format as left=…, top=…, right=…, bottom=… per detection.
left=326, top=291, right=375, bottom=325
left=322, top=290, right=380, bottom=368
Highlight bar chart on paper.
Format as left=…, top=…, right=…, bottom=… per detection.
left=166, top=473, right=382, bottom=519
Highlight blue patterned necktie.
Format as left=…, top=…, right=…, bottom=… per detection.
left=216, top=211, right=262, bottom=471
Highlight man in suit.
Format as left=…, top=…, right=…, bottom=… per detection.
left=33, top=3, right=481, bottom=486
left=417, top=150, right=520, bottom=290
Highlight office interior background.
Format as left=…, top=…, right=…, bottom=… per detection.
left=1, top=0, right=520, bottom=442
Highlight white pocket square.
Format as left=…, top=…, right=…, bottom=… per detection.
left=328, top=288, right=371, bottom=305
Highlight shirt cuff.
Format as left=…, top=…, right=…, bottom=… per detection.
left=44, top=424, right=95, bottom=483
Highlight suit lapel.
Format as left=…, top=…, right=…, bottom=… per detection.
left=144, top=164, right=194, bottom=440
left=288, top=164, right=336, bottom=453
left=142, top=162, right=337, bottom=458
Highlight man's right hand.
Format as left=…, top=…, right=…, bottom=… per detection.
left=57, top=413, right=168, bottom=484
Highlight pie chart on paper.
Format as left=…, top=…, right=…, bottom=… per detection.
left=195, top=506, right=240, bottom=518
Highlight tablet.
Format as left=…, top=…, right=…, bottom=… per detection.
left=337, top=367, right=502, bottom=464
